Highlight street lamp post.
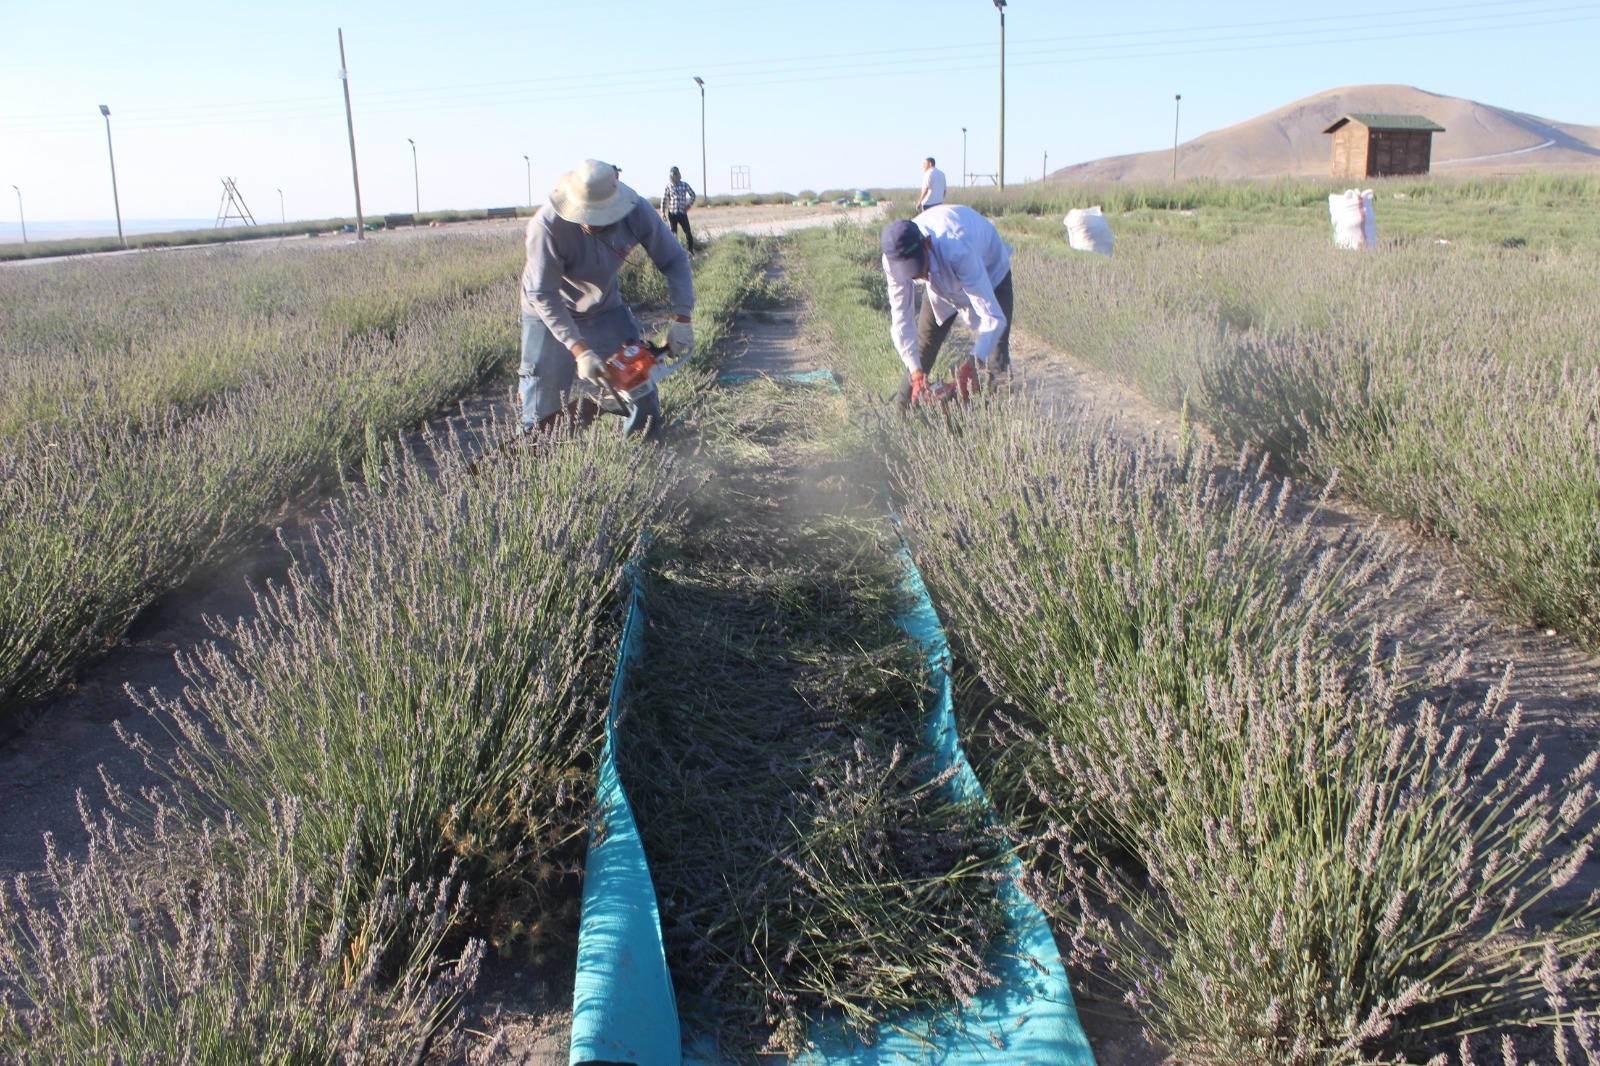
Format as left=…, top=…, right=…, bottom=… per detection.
left=693, top=76, right=707, bottom=198
left=11, top=185, right=24, bottom=243
left=277, top=188, right=285, bottom=224
left=994, top=0, right=1006, bottom=190
left=1042, top=150, right=1047, bottom=183
left=407, top=137, right=419, bottom=214
left=962, top=127, right=968, bottom=187
left=523, top=154, right=531, bottom=207
left=98, top=105, right=125, bottom=247
left=1172, top=94, right=1182, bottom=182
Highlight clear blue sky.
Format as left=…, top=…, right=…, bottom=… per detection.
left=2, top=0, right=1595, bottom=230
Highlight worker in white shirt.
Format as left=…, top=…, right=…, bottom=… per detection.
left=916, top=157, right=947, bottom=213
left=879, top=206, right=1013, bottom=406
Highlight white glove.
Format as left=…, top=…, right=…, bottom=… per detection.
left=667, top=318, right=695, bottom=361
left=576, top=351, right=609, bottom=387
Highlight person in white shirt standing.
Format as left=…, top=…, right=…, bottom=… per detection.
left=916, top=157, right=947, bottom=214
left=880, top=207, right=1013, bottom=407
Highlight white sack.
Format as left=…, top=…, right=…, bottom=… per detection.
left=1329, top=189, right=1378, bottom=250
left=1064, top=206, right=1114, bottom=256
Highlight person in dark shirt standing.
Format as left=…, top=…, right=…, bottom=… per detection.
left=661, top=166, right=698, bottom=253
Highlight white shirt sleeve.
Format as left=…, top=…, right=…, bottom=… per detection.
left=883, top=255, right=921, bottom=374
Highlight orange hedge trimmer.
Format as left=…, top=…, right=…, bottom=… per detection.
left=596, top=342, right=683, bottom=417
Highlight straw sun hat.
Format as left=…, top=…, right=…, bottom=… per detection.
left=550, top=159, right=639, bottom=226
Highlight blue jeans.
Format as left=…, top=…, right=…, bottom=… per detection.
left=519, top=307, right=663, bottom=438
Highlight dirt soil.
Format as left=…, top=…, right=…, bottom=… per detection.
left=4, top=207, right=1598, bottom=1064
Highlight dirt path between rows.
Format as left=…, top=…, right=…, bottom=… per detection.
left=5, top=233, right=1598, bottom=1064
left=442, top=293, right=1167, bottom=1064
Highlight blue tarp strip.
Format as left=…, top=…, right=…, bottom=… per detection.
left=568, top=571, right=682, bottom=1066
left=715, top=369, right=839, bottom=385
left=570, top=371, right=1097, bottom=1065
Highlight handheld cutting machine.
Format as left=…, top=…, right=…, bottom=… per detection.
left=596, top=342, right=683, bottom=416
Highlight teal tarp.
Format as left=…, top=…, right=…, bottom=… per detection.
left=569, top=374, right=1097, bottom=1065
left=568, top=575, right=681, bottom=1066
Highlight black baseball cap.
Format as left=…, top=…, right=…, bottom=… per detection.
left=880, top=220, right=927, bottom=283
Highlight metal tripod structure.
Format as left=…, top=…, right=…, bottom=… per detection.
left=214, top=178, right=258, bottom=228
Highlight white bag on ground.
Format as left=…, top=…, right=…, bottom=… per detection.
left=1064, top=206, right=1114, bottom=256
left=1329, top=189, right=1378, bottom=250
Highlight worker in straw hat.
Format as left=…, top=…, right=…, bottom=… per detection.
left=519, top=158, right=695, bottom=439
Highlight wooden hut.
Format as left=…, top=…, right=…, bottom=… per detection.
left=1323, top=113, right=1446, bottom=179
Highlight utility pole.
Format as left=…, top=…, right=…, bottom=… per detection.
left=407, top=138, right=419, bottom=214
left=994, top=1, right=1007, bottom=190
left=962, top=127, right=968, bottom=187
left=337, top=28, right=365, bottom=239
left=1042, top=150, right=1047, bottom=182
left=11, top=185, right=24, bottom=243
left=1172, top=94, right=1182, bottom=182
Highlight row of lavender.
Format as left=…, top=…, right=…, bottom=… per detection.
left=1002, top=210, right=1600, bottom=647
left=792, top=219, right=1600, bottom=1064
left=0, top=427, right=671, bottom=1059
left=887, top=412, right=1600, bottom=1064
left=0, top=235, right=525, bottom=729
left=0, top=232, right=781, bottom=1058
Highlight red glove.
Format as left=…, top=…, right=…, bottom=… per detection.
left=910, top=369, right=930, bottom=404
left=956, top=360, right=979, bottom=402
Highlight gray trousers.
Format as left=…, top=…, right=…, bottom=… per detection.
left=519, top=307, right=663, bottom=438
left=896, top=270, right=1013, bottom=406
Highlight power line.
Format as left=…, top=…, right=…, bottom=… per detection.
left=1012, top=0, right=1597, bottom=47
left=1007, top=2, right=1600, bottom=59
left=2, top=1, right=1594, bottom=137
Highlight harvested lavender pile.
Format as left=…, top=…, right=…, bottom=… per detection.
left=618, top=376, right=1006, bottom=1056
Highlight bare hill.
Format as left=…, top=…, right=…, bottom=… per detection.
left=1053, top=85, right=1600, bottom=184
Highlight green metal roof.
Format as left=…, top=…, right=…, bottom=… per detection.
left=1324, top=112, right=1447, bottom=134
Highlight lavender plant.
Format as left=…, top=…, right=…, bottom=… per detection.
left=0, top=233, right=521, bottom=435
left=1009, top=221, right=1600, bottom=645
left=884, top=407, right=1401, bottom=844
left=0, top=287, right=516, bottom=727
left=880, top=398, right=1600, bottom=1062
left=2, top=423, right=676, bottom=1060
left=0, top=793, right=482, bottom=1063
left=1202, top=326, right=1600, bottom=642
left=1046, top=653, right=1600, bottom=1065
left=121, top=421, right=677, bottom=956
